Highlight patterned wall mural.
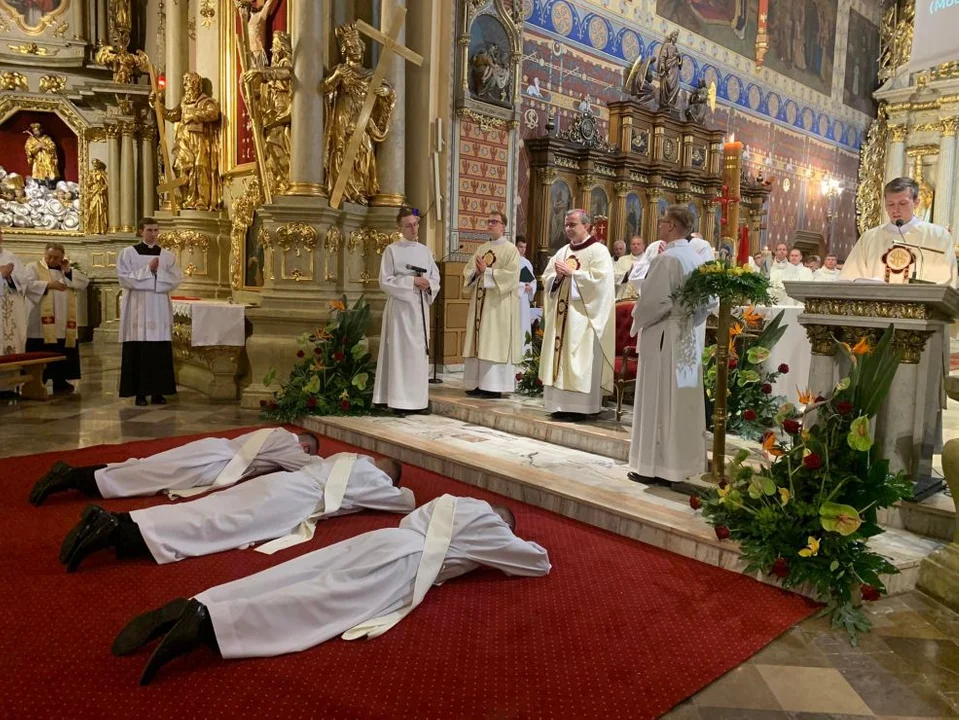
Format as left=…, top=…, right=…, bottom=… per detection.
left=456, top=119, right=511, bottom=239
left=843, top=10, right=880, bottom=116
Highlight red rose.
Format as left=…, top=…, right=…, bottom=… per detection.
left=297, top=350, right=305, bottom=358
left=836, top=401, right=853, bottom=415
left=771, top=557, right=790, bottom=578
left=306, top=397, right=317, bottom=409
left=340, top=399, right=351, bottom=411
left=861, top=584, right=881, bottom=602
left=515, top=373, right=523, bottom=381
left=778, top=363, right=789, bottom=374
left=333, top=351, right=345, bottom=362
left=259, top=399, right=267, bottom=408
left=783, top=419, right=801, bottom=434
left=689, top=495, right=702, bottom=510
left=728, top=358, right=738, bottom=370
left=536, top=378, right=543, bottom=386
left=743, top=409, right=758, bottom=422
left=314, top=347, right=323, bottom=355
left=268, top=401, right=278, bottom=410
left=761, top=383, right=773, bottom=394
left=815, top=395, right=826, bottom=403
left=802, top=452, right=822, bottom=470
left=714, top=525, right=730, bottom=540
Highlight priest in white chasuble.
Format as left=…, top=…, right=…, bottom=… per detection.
left=24, top=242, right=90, bottom=393
left=840, top=177, right=958, bottom=287
left=117, top=218, right=183, bottom=407
left=462, top=210, right=523, bottom=398
left=614, top=235, right=646, bottom=300
left=628, top=206, right=716, bottom=486
left=0, top=227, right=30, bottom=356
left=373, top=206, right=440, bottom=414
left=813, top=254, right=841, bottom=281
left=539, top=209, right=615, bottom=419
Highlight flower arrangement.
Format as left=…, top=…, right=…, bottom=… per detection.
left=672, top=259, right=773, bottom=312
left=703, top=307, right=789, bottom=441
left=260, top=296, right=378, bottom=421
left=695, top=325, right=913, bottom=644
left=515, top=321, right=544, bottom=397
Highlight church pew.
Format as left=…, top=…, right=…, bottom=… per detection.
left=0, top=352, right=65, bottom=400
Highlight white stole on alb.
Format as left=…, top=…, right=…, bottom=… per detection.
left=168, top=427, right=277, bottom=499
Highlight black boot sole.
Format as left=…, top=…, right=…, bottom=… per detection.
left=113, top=597, right=191, bottom=656
left=29, top=461, right=74, bottom=506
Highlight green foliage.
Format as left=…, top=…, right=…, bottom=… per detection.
left=515, top=320, right=544, bottom=397
left=259, top=296, right=381, bottom=421
left=673, top=259, right=773, bottom=313
left=696, top=325, right=912, bottom=645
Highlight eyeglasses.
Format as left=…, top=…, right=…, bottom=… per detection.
left=487, top=220, right=504, bottom=226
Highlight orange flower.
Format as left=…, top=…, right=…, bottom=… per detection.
left=329, top=299, right=346, bottom=312
left=535, top=328, right=544, bottom=338
left=797, top=388, right=816, bottom=405
left=762, top=432, right=785, bottom=458
left=728, top=340, right=738, bottom=360
left=851, top=336, right=872, bottom=355
left=729, top=322, right=744, bottom=339
left=742, top=306, right=763, bottom=326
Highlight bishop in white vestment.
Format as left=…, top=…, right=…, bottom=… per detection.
left=0, top=229, right=30, bottom=356
left=29, top=427, right=318, bottom=505
left=463, top=212, right=523, bottom=396
left=115, top=495, right=551, bottom=684
left=629, top=207, right=716, bottom=485
left=373, top=208, right=440, bottom=413
left=539, top=210, right=616, bottom=417
left=58, top=453, right=415, bottom=571
left=118, top=219, right=183, bottom=405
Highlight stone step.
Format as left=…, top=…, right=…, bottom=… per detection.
left=301, top=412, right=945, bottom=599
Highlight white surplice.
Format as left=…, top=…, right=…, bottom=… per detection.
left=94, top=428, right=313, bottom=498
left=22, top=263, right=89, bottom=339
left=130, top=454, right=415, bottom=564
left=372, top=240, right=440, bottom=410
left=117, top=245, right=183, bottom=342
left=0, top=248, right=30, bottom=355
left=195, top=495, right=551, bottom=659
left=839, top=217, right=958, bottom=287
left=688, top=237, right=716, bottom=262
left=614, top=253, right=643, bottom=300
left=812, top=267, right=840, bottom=282
left=518, top=255, right=537, bottom=351
left=629, top=239, right=716, bottom=483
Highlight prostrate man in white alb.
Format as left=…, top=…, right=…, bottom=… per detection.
left=29, top=427, right=318, bottom=505
left=117, top=217, right=183, bottom=407
left=515, top=235, right=537, bottom=351
left=813, top=254, right=841, bottom=281
left=0, top=227, right=30, bottom=356
left=539, top=209, right=615, bottom=420
left=614, top=235, right=646, bottom=300
left=58, top=453, right=414, bottom=572
left=840, top=177, right=958, bottom=286
left=113, top=495, right=551, bottom=686
left=462, top=211, right=523, bottom=398
left=373, top=206, right=441, bottom=415
left=23, top=242, right=90, bottom=393
left=628, top=206, right=717, bottom=486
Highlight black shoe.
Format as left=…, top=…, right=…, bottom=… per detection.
left=140, top=599, right=214, bottom=686
left=29, top=461, right=75, bottom=505
left=151, top=395, right=167, bottom=405
left=60, top=505, right=119, bottom=571
left=135, top=396, right=148, bottom=407
left=113, top=597, right=191, bottom=656
left=465, top=388, right=483, bottom=397
left=52, top=381, right=74, bottom=394
left=478, top=390, right=503, bottom=399
left=627, top=471, right=671, bottom=487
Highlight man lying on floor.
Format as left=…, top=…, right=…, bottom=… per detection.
left=59, top=453, right=413, bottom=572
left=30, top=427, right=318, bottom=505
left=113, top=495, right=551, bottom=685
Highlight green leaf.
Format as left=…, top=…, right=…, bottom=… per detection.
left=829, top=560, right=840, bottom=572
left=263, top=368, right=276, bottom=387
left=820, top=502, right=863, bottom=536
left=847, top=416, right=873, bottom=452
left=761, top=476, right=777, bottom=496
left=733, top=448, right=750, bottom=465
left=746, top=346, right=771, bottom=364
left=304, top=376, right=321, bottom=395
left=737, top=370, right=761, bottom=386
left=351, top=372, right=369, bottom=391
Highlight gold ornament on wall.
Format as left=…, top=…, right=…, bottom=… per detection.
left=856, top=105, right=888, bottom=235
left=85, top=159, right=109, bottom=235
left=8, top=42, right=58, bottom=56
left=38, top=75, right=67, bottom=94
left=96, top=40, right=151, bottom=85
left=199, top=0, right=216, bottom=28
left=229, top=177, right=264, bottom=290
left=243, top=31, right=292, bottom=195
left=0, top=71, right=27, bottom=91
left=24, top=122, right=59, bottom=183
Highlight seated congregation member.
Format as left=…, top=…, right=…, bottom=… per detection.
left=614, top=235, right=646, bottom=300
left=58, top=453, right=413, bottom=572
left=23, top=242, right=90, bottom=393
left=30, top=427, right=318, bottom=505
left=113, top=495, right=551, bottom=685
left=813, top=253, right=841, bottom=281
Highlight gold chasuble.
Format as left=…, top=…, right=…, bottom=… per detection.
left=36, top=261, right=77, bottom=347
left=539, top=238, right=615, bottom=395
left=462, top=238, right=523, bottom=364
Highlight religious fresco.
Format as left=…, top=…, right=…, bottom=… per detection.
left=843, top=10, right=879, bottom=116
left=468, top=14, right=513, bottom=109
left=624, top=193, right=642, bottom=240
left=655, top=0, right=758, bottom=58
left=0, top=0, right=65, bottom=30
left=590, top=186, right=609, bottom=219
left=765, top=0, right=838, bottom=95
left=549, top=180, right=573, bottom=250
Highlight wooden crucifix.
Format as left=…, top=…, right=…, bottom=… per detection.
left=148, top=62, right=187, bottom=214
left=233, top=0, right=273, bottom=205
left=328, top=6, right=424, bottom=209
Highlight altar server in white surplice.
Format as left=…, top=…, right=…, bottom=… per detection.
left=515, top=236, right=537, bottom=352
left=373, top=206, right=440, bottom=414
left=688, top=232, right=716, bottom=262
left=0, top=227, right=30, bottom=355
left=29, top=427, right=319, bottom=505
left=614, top=235, right=646, bottom=300
left=118, top=217, right=183, bottom=407
left=812, top=254, right=841, bottom=281
left=539, top=209, right=616, bottom=419
left=115, top=496, right=551, bottom=684
left=840, top=177, right=958, bottom=287
left=57, top=453, right=415, bottom=572
left=628, top=206, right=717, bottom=486
left=627, top=239, right=666, bottom=296
left=463, top=211, right=523, bottom=398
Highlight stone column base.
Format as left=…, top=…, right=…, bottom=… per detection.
left=917, top=543, right=959, bottom=614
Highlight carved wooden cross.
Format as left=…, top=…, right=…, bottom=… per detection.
left=328, top=6, right=424, bottom=209
left=148, top=62, right=187, bottom=214
left=234, top=0, right=273, bottom=205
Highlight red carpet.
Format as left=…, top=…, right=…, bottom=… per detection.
left=0, top=428, right=816, bottom=719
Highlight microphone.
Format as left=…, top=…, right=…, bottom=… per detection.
left=406, top=263, right=428, bottom=275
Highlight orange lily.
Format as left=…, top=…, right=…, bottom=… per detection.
left=851, top=336, right=872, bottom=355
left=797, top=388, right=816, bottom=405
left=742, top=306, right=763, bottom=326
left=729, top=322, right=744, bottom=339
left=329, top=299, right=346, bottom=312
left=762, top=432, right=785, bottom=458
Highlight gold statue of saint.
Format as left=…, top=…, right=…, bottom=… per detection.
left=154, top=71, right=222, bottom=210
left=322, top=23, right=397, bottom=204
left=86, top=159, right=109, bottom=235
left=24, top=123, right=59, bottom=184
left=245, top=32, right=292, bottom=194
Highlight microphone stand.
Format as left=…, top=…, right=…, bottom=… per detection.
left=429, top=244, right=468, bottom=384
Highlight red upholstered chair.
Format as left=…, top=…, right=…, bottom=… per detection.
left=613, top=301, right=638, bottom=421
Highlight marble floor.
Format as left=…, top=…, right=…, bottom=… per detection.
left=2, top=344, right=958, bottom=718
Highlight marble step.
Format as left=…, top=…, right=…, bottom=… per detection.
left=301, top=412, right=945, bottom=600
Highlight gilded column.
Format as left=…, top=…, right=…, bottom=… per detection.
left=534, top=167, right=557, bottom=272
left=936, top=118, right=958, bottom=228
left=95, top=0, right=108, bottom=47
left=703, top=199, right=718, bottom=245
left=612, top=181, right=629, bottom=242
left=119, top=122, right=137, bottom=232
left=288, top=0, right=325, bottom=195
left=106, top=123, right=121, bottom=233
left=371, top=0, right=406, bottom=207
left=165, top=0, right=189, bottom=150
left=645, top=188, right=663, bottom=241
left=885, top=124, right=907, bottom=184
left=577, top=175, right=595, bottom=212
left=141, top=124, right=157, bottom=218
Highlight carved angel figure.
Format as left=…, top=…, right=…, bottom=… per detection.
left=95, top=43, right=151, bottom=84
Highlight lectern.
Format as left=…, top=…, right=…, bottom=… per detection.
left=784, top=281, right=959, bottom=501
